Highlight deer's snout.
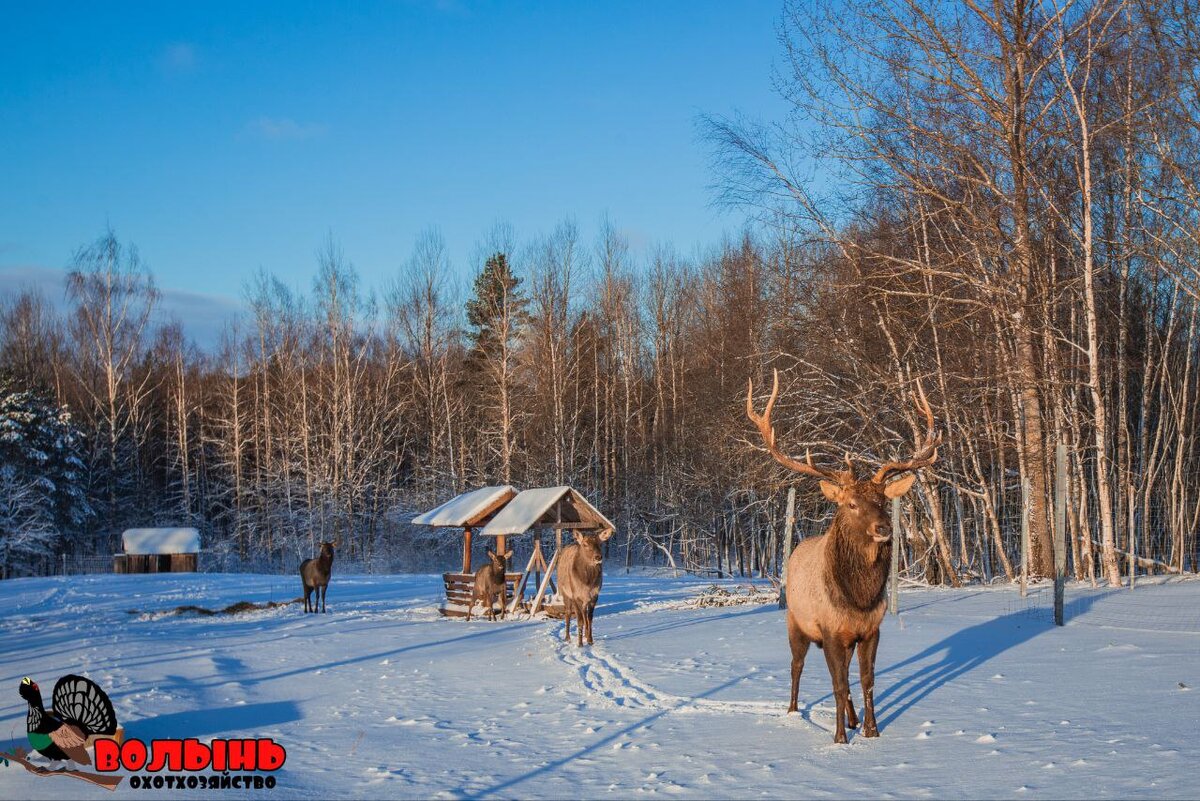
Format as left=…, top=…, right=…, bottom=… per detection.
left=869, top=520, right=892, bottom=543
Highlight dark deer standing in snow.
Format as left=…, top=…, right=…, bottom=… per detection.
left=747, top=370, right=941, bottom=743
left=557, top=529, right=613, bottom=645
left=467, top=549, right=512, bottom=621
left=301, top=540, right=337, bottom=613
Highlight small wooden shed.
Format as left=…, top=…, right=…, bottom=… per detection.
left=113, top=528, right=201, bottom=574
left=480, top=486, right=615, bottom=618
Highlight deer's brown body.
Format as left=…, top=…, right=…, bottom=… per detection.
left=557, top=530, right=613, bottom=645
left=785, top=514, right=890, bottom=646
left=467, top=549, right=511, bottom=621
left=300, top=541, right=336, bottom=613
left=748, top=369, right=941, bottom=744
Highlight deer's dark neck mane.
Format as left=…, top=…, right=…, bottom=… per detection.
left=825, top=515, right=889, bottom=612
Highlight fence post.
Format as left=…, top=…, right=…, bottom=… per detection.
left=62, top=553, right=67, bottom=577
left=1054, top=443, right=1067, bottom=626
left=890, top=495, right=901, bottom=615
left=1129, top=506, right=1137, bottom=591
left=779, top=486, right=796, bottom=609
left=1020, top=477, right=1030, bottom=598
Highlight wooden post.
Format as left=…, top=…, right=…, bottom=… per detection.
left=508, top=547, right=540, bottom=616
left=778, top=487, right=796, bottom=609
left=462, top=527, right=473, bottom=574
left=533, top=534, right=543, bottom=597
left=530, top=549, right=560, bottom=615
left=1054, top=443, right=1067, bottom=626
left=890, top=495, right=901, bottom=615
left=1020, top=477, right=1030, bottom=598
left=1129, top=497, right=1137, bottom=591
left=496, top=534, right=507, bottom=560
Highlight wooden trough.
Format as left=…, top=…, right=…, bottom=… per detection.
left=413, top=485, right=614, bottom=619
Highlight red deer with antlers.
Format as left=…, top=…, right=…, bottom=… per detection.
left=747, top=370, right=941, bottom=744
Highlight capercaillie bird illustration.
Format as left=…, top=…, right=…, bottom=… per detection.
left=18, top=675, right=118, bottom=766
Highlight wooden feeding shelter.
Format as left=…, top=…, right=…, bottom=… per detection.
left=411, top=485, right=520, bottom=617
left=480, top=486, right=615, bottom=618
left=113, top=528, right=201, bottom=574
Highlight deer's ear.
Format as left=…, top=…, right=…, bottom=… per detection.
left=503, top=550, right=513, bottom=560
left=598, top=528, right=613, bottom=542
left=884, top=474, right=917, bottom=499
left=486, top=549, right=496, bottom=560
left=574, top=532, right=586, bottom=545
left=819, top=480, right=845, bottom=503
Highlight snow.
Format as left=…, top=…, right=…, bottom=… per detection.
left=1, top=572, right=1198, bottom=799
left=481, top=486, right=613, bottom=536
left=120, top=528, right=201, bottom=555
left=411, top=486, right=517, bottom=528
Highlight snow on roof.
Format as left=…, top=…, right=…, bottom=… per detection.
left=411, top=485, right=518, bottom=527
left=121, top=528, right=201, bottom=555
left=480, top=486, right=614, bottom=536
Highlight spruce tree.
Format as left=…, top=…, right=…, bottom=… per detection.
left=0, top=374, right=92, bottom=574
left=465, top=252, right=527, bottom=360
left=463, top=252, right=528, bottom=482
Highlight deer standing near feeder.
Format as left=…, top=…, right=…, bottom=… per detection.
left=747, top=370, right=941, bottom=744
left=467, top=549, right=512, bottom=621
left=300, top=540, right=337, bottom=613
left=558, top=529, right=613, bottom=645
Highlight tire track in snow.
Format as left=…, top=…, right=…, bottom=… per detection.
left=550, top=630, right=834, bottom=732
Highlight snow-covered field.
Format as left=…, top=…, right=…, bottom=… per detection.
left=1, top=570, right=1197, bottom=799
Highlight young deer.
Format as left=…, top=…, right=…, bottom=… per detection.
left=747, top=370, right=941, bottom=744
left=557, top=529, right=613, bottom=645
left=300, top=540, right=337, bottom=613
left=467, top=549, right=512, bottom=621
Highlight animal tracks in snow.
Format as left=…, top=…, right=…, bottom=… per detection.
left=549, top=631, right=834, bottom=733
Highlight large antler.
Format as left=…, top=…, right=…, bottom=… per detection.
left=747, top=369, right=851, bottom=483
left=871, top=378, right=943, bottom=484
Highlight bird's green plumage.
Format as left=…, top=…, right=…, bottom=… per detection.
left=27, top=730, right=52, bottom=751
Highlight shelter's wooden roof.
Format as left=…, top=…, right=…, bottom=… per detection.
left=480, top=486, right=613, bottom=536
left=411, top=485, right=518, bottom=528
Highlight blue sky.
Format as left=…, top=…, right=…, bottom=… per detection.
left=0, top=1, right=787, bottom=344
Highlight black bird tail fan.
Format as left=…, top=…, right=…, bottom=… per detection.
left=52, top=675, right=117, bottom=736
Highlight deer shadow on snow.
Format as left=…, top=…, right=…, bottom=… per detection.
left=870, top=590, right=1108, bottom=730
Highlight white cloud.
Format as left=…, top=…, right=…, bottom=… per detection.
left=0, top=265, right=243, bottom=351
left=244, top=116, right=328, bottom=141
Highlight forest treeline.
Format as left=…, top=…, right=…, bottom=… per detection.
left=4, top=0, right=1200, bottom=584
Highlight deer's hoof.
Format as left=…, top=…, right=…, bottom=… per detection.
left=863, top=726, right=879, bottom=738
left=833, top=731, right=848, bottom=745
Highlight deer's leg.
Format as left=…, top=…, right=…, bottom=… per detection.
left=563, top=603, right=572, bottom=642
left=303, top=585, right=312, bottom=613
left=585, top=601, right=596, bottom=645
left=858, top=629, right=881, bottom=737
left=499, top=583, right=507, bottom=620
left=822, top=634, right=851, bottom=744
left=844, top=639, right=859, bottom=730
left=786, top=619, right=810, bottom=714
